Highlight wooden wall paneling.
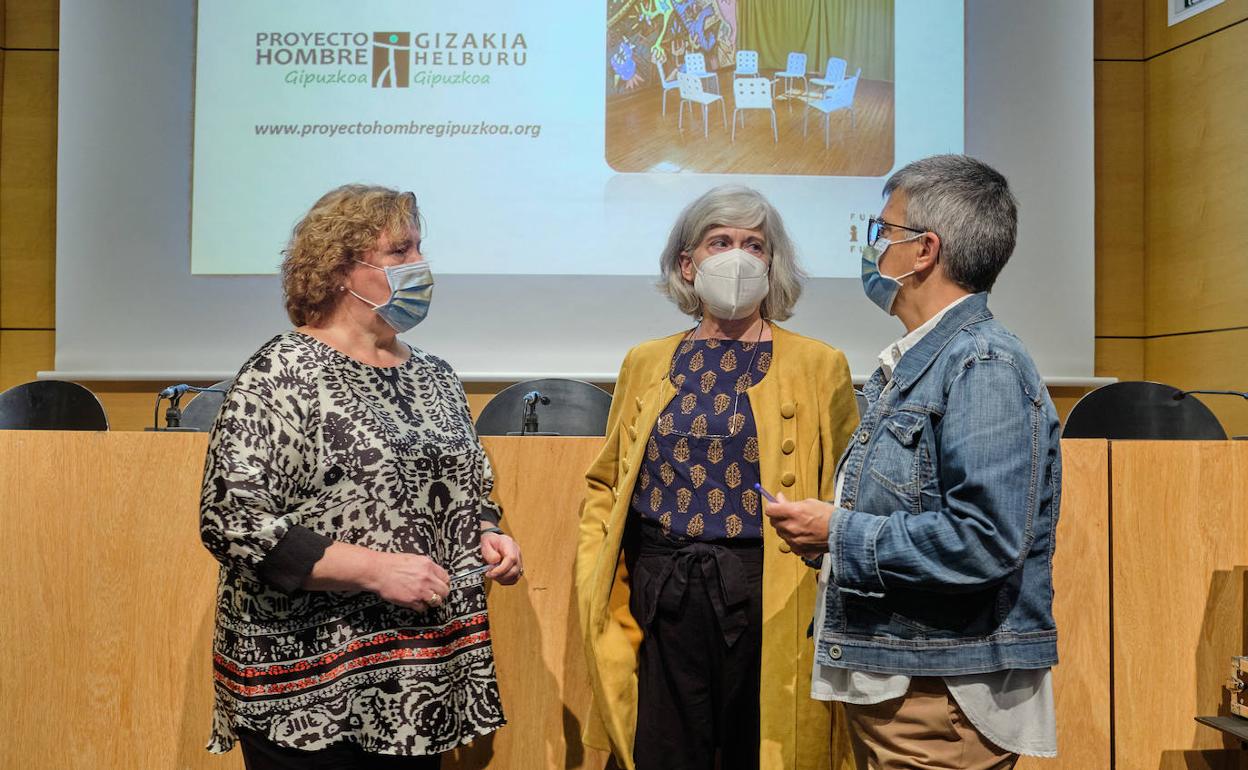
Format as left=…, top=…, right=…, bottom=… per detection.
left=447, top=436, right=610, bottom=770
left=1018, top=440, right=1112, bottom=770
left=1096, top=337, right=1145, bottom=381
left=4, top=0, right=57, bottom=49
left=0, top=431, right=240, bottom=770
left=1143, top=21, right=1248, bottom=336
left=1145, top=329, right=1248, bottom=438
left=1095, top=0, right=1145, bottom=60
left=1112, top=441, right=1248, bottom=770
left=1145, top=0, right=1248, bottom=59
left=1094, top=60, right=1145, bottom=338
left=0, top=49, right=56, bottom=329
left=0, top=327, right=51, bottom=390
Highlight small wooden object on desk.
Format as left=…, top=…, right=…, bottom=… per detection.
left=1194, top=656, right=1248, bottom=745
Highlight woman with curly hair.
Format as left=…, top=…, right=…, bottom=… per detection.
left=200, top=184, right=523, bottom=769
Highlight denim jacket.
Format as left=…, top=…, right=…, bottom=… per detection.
left=818, top=293, right=1061, bottom=676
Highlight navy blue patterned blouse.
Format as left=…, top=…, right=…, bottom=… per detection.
left=630, top=337, right=772, bottom=542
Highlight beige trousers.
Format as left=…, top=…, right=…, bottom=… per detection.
left=841, top=677, right=1018, bottom=770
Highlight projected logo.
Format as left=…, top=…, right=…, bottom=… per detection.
left=372, top=32, right=411, bottom=88
left=256, top=30, right=528, bottom=90
left=850, top=212, right=871, bottom=260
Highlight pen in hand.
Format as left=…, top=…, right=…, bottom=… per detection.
left=450, top=564, right=490, bottom=583
left=756, top=482, right=820, bottom=566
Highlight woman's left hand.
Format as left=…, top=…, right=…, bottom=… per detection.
left=481, top=530, right=524, bottom=585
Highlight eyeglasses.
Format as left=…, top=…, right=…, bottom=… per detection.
left=664, top=321, right=766, bottom=440
left=867, top=217, right=927, bottom=248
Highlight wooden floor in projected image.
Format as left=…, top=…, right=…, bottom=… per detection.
left=605, top=78, right=894, bottom=176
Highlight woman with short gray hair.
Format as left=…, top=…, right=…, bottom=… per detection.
left=577, top=185, right=860, bottom=770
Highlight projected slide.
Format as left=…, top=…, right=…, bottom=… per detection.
left=605, top=1, right=894, bottom=176
left=192, top=0, right=961, bottom=277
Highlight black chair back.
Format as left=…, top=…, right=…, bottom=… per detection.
left=1062, top=381, right=1227, bottom=440
left=0, top=380, right=109, bottom=431
left=179, top=379, right=235, bottom=432
left=475, top=378, right=612, bottom=436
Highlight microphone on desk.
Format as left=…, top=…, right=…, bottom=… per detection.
left=153, top=384, right=231, bottom=430
left=522, top=390, right=551, bottom=407
left=520, top=390, right=551, bottom=435
left=1172, top=389, right=1248, bottom=401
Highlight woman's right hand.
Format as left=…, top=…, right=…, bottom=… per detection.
left=367, top=551, right=450, bottom=612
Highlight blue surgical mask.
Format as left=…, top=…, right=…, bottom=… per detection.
left=860, top=235, right=921, bottom=314
left=349, top=260, right=434, bottom=332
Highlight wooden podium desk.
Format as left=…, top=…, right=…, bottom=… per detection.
left=0, top=433, right=1241, bottom=769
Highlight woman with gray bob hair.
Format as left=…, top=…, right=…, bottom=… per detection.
left=657, top=185, right=805, bottom=321
left=578, top=184, right=860, bottom=769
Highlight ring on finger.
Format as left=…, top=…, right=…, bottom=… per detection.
left=428, top=592, right=443, bottom=606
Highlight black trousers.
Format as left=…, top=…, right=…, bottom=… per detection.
left=628, top=523, right=764, bottom=770
left=237, top=729, right=442, bottom=770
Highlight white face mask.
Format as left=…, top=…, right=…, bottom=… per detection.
left=692, top=248, right=770, bottom=321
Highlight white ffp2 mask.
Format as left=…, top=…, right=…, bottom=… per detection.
left=692, top=249, right=769, bottom=321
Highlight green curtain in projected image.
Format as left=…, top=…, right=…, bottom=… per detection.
left=738, top=0, right=894, bottom=81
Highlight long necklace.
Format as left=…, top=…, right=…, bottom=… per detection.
left=665, top=318, right=766, bottom=439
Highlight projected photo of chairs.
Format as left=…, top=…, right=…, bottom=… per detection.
left=804, top=67, right=861, bottom=148
left=656, top=61, right=681, bottom=116
left=810, top=56, right=849, bottom=97
left=603, top=0, right=894, bottom=176
left=681, top=52, right=721, bottom=95
left=774, top=52, right=809, bottom=110
left=731, top=77, right=777, bottom=144
left=733, top=49, right=760, bottom=82
left=677, top=71, right=727, bottom=138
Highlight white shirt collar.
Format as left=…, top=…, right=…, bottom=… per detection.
left=878, top=294, right=974, bottom=381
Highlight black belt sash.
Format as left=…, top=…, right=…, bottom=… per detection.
left=635, top=523, right=761, bottom=647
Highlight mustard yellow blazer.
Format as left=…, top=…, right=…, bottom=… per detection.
left=576, top=324, right=859, bottom=770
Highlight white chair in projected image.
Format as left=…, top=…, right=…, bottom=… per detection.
left=731, top=77, right=777, bottom=144
left=680, top=51, right=719, bottom=94
left=810, top=56, right=848, bottom=97
left=804, top=67, right=861, bottom=149
left=733, top=49, right=760, bottom=82
left=774, top=51, right=809, bottom=110
left=656, top=61, right=682, bottom=116
left=678, top=71, right=727, bottom=138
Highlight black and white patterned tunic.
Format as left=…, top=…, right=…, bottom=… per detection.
left=200, top=331, right=505, bottom=756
